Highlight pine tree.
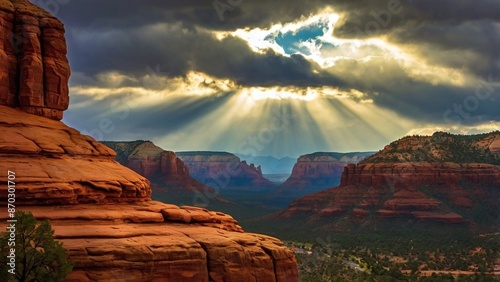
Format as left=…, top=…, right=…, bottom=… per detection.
left=0, top=211, right=73, bottom=281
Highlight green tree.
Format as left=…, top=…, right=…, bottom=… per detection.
left=0, top=211, right=73, bottom=281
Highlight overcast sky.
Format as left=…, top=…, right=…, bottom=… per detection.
left=35, top=0, right=500, bottom=157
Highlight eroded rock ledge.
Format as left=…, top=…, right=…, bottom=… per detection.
left=0, top=202, right=298, bottom=282
left=0, top=106, right=150, bottom=205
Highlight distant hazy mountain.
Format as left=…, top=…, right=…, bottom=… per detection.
left=235, top=154, right=297, bottom=175
left=176, top=151, right=274, bottom=189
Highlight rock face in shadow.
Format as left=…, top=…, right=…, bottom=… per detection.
left=282, top=152, right=373, bottom=191
left=0, top=1, right=298, bottom=280
left=177, top=152, right=274, bottom=189
left=280, top=132, right=500, bottom=227
left=0, top=0, right=70, bottom=120
left=103, top=141, right=210, bottom=192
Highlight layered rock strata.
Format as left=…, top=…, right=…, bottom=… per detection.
left=0, top=202, right=298, bottom=282
left=281, top=132, right=500, bottom=226
left=103, top=141, right=210, bottom=192
left=0, top=106, right=150, bottom=205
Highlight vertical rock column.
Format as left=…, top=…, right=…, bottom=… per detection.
left=0, top=0, right=70, bottom=120
left=15, top=11, right=45, bottom=114
left=40, top=16, right=70, bottom=120
left=0, top=2, right=16, bottom=106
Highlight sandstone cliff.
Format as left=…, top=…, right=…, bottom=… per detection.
left=0, top=106, right=150, bottom=205
left=103, top=141, right=210, bottom=192
left=280, top=132, right=500, bottom=228
left=0, top=0, right=70, bottom=120
left=0, top=1, right=298, bottom=280
left=282, top=152, right=373, bottom=191
left=177, top=152, right=275, bottom=189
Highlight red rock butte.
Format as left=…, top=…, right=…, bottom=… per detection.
left=281, top=132, right=500, bottom=226
left=0, top=1, right=298, bottom=281
left=103, top=141, right=213, bottom=192
left=282, top=152, right=373, bottom=190
left=0, top=0, right=70, bottom=120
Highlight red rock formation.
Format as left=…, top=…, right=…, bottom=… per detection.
left=0, top=105, right=298, bottom=281
left=340, top=162, right=500, bottom=189
left=0, top=201, right=298, bottom=281
left=0, top=0, right=70, bottom=120
left=177, top=152, right=274, bottom=189
left=281, top=132, right=500, bottom=226
left=103, top=141, right=210, bottom=192
left=0, top=106, right=150, bottom=205
left=282, top=152, right=373, bottom=190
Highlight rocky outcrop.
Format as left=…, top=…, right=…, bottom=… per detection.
left=340, top=162, right=500, bottom=189
left=0, top=105, right=298, bottom=281
left=0, top=1, right=298, bottom=280
left=177, top=152, right=274, bottom=189
left=280, top=132, right=500, bottom=227
left=103, top=141, right=210, bottom=192
left=282, top=152, right=373, bottom=190
left=0, top=106, right=150, bottom=205
left=0, top=0, right=70, bottom=120
left=0, top=201, right=298, bottom=281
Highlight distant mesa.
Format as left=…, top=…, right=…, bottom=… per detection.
left=177, top=151, right=275, bottom=189
left=281, top=151, right=374, bottom=192
left=280, top=131, right=500, bottom=229
left=103, top=140, right=211, bottom=193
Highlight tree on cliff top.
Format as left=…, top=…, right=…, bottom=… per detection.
left=0, top=211, right=73, bottom=282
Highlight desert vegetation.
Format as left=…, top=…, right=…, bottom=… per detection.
left=291, top=231, right=499, bottom=281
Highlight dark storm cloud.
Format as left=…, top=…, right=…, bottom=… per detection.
left=52, top=0, right=500, bottom=31
left=38, top=0, right=500, bottom=126
left=52, top=0, right=330, bottom=30
left=66, top=23, right=343, bottom=88
left=55, top=0, right=499, bottom=82
left=389, top=20, right=500, bottom=78
left=325, top=56, right=500, bottom=125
